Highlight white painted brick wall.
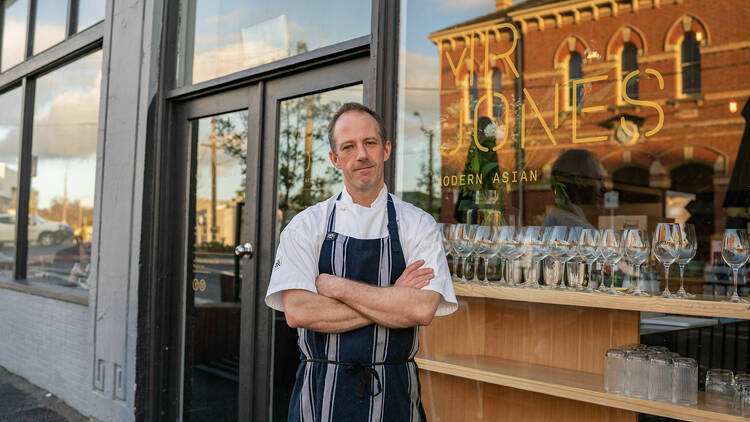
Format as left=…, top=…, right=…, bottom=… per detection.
left=0, top=289, right=91, bottom=417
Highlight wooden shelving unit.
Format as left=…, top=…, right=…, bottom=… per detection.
left=416, top=354, right=746, bottom=422
left=452, top=283, right=750, bottom=320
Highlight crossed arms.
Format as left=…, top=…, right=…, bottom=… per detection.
left=282, top=260, right=441, bottom=333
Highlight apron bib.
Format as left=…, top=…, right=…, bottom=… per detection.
left=287, top=193, right=427, bottom=422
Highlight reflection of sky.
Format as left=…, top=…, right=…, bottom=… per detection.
left=33, top=0, right=67, bottom=54
left=0, top=87, right=21, bottom=170
left=1, top=0, right=28, bottom=71
left=196, top=111, right=248, bottom=202
left=78, top=0, right=105, bottom=31
left=190, top=0, right=370, bottom=83
left=31, top=50, right=102, bottom=209
left=396, top=0, right=495, bottom=194
left=278, top=86, right=362, bottom=197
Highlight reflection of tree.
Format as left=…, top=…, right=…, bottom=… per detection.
left=278, top=95, right=342, bottom=228
left=214, top=112, right=249, bottom=198
left=414, top=111, right=440, bottom=218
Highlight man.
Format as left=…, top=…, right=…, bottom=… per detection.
left=265, top=103, right=457, bottom=422
left=542, top=148, right=606, bottom=229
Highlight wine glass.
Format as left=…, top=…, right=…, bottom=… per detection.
left=623, top=229, right=650, bottom=296
left=453, top=224, right=478, bottom=284
left=439, top=223, right=456, bottom=281
left=578, top=228, right=601, bottom=293
left=498, top=225, right=524, bottom=286
left=473, top=226, right=498, bottom=285
left=521, top=226, right=550, bottom=289
left=652, top=223, right=682, bottom=298
left=721, top=229, right=750, bottom=303
left=675, top=224, right=697, bottom=298
left=546, top=226, right=581, bottom=290
left=600, top=229, right=624, bottom=295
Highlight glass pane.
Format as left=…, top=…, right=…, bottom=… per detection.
left=77, top=0, right=105, bottom=31
left=27, top=50, right=102, bottom=296
left=0, top=87, right=22, bottom=280
left=271, top=85, right=362, bottom=421
left=184, top=110, right=247, bottom=421
left=32, top=0, right=66, bottom=55
left=398, top=0, right=750, bottom=419
left=1, top=0, right=29, bottom=72
left=179, top=0, right=370, bottom=85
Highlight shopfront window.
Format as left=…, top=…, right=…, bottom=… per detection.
left=77, top=0, right=105, bottom=32
left=32, top=0, right=67, bottom=54
left=27, top=50, right=102, bottom=295
left=0, top=87, right=21, bottom=280
left=1, top=0, right=29, bottom=72
left=176, top=0, right=371, bottom=86
left=398, top=0, right=750, bottom=419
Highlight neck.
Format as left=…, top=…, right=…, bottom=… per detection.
left=345, top=181, right=384, bottom=207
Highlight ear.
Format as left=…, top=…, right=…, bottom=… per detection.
left=383, top=140, right=392, bottom=162
left=329, top=149, right=341, bottom=169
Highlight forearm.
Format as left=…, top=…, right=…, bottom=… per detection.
left=281, top=289, right=373, bottom=333
left=330, top=278, right=440, bottom=328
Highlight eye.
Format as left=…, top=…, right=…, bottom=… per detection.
left=342, top=144, right=353, bottom=150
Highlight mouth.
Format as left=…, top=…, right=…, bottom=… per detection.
left=354, top=164, right=375, bottom=172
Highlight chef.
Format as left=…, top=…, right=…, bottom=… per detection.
left=265, top=102, right=458, bottom=422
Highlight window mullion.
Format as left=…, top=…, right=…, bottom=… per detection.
left=25, top=0, right=35, bottom=59
left=66, top=0, right=78, bottom=37
left=14, top=77, right=34, bottom=281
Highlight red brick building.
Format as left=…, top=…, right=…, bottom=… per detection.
left=429, top=0, right=750, bottom=242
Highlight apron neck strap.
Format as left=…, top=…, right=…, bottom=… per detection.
left=326, top=192, right=400, bottom=249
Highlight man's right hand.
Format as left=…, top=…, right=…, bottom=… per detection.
left=394, top=259, right=434, bottom=289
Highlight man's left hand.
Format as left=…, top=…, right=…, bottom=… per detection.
left=315, top=273, right=345, bottom=299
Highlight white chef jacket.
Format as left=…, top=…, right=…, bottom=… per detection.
left=265, top=184, right=458, bottom=317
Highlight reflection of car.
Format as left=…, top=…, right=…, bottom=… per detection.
left=0, top=214, right=74, bottom=247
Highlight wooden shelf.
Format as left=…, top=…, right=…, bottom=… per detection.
left=416, top=354, right=746, bottom=422
left=453, top=283, right=750, bottom=320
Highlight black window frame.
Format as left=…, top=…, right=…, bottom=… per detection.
left=0, top=0, right=104, bottom=304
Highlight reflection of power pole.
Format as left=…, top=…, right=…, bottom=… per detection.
left=62, top=165, right=68, bottom=223
left=414, top=112, right=435, bottom=215
left=210, top=116, right=218, bottom=242
left=303, top=100, right=313, bottom=204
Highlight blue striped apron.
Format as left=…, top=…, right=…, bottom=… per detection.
left=287, top=193, right=426, bottom=422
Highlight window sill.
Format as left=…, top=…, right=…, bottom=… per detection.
left=0, top=280, right=88, bottom=306
left=666, top=94, right=704, bottom=106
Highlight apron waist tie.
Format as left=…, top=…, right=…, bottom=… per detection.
left=302, top=358, right=415, bottom=399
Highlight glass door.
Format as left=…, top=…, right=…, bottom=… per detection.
left=254, top=56, right=370, bottom=422
left=173, top=85, right=260, bottom=422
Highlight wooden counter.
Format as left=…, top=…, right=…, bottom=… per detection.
left=415, top=283, right=749, bottom=421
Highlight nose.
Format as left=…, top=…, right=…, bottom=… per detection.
left=355, top=143, right=369, bottom=160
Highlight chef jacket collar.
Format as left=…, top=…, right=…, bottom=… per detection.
left=338, top=184, right=388, bottom=210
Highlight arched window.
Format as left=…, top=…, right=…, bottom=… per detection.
left=492, top=68, right=503, bottom=118
left=569, top=52, right=583, bottom=107
left=621, top=42, right=639, bottom=99
left=681, top=31, right=701, bottom=94
left=469, top=72, right=479, bottom=113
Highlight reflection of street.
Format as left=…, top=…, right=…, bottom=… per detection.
left=25, top=239, right=90, bottom=289
left=193, top=252, right=238, bottom=302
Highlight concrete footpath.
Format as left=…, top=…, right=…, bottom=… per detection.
left=0, top=366, right=87, bottom=422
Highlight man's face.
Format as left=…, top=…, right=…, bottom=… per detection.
left=329, top=111, right=391, bottom=193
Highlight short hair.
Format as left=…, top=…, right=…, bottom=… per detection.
left=327, top=102, right=386, bottom=152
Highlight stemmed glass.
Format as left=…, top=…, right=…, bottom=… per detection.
left=600, top=229, right=624, bottom=295
left=652, top=223, right=682, bottom=298
left=473, top=226, right=499, bottom=285
left=721, top=229, right=750, bottom=303
left=675, top=224, right=697, bottom=298
left=547, top=226, right=581, bottom=290
left=453, top=224, right=478, bottom=284
left=578, top=228, right=601, bottom=293
left=498, top=225, right=524, bottom=286
left=439, top=224, right=457, bottom=282
left=623, top=229, right=650, bottom=296
left=521, top=226, right=551, bottom=289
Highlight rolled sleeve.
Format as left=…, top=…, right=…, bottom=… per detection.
left=264, top=227, right=320, bottom=312
left=405, top=214, right=458, bottom=317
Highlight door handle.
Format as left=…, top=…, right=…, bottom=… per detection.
left=234, top=242, right=254, bottom=259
